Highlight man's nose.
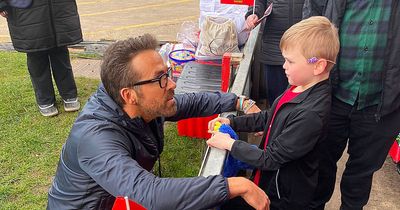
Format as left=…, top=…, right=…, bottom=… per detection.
left=167, top=77, right=176, bottom=90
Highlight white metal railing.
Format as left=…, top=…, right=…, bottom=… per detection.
left=198, top=24, right=261, bottom=177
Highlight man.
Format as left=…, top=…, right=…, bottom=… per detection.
left=46, top=34, right=269, bottom=210
left=0, top=0, right=81, bottom=117
left=306, top=1, right=400, bottom=209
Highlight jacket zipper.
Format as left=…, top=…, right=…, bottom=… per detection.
left=276, top=169, right=281, bottom=199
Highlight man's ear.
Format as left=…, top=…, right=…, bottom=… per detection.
left=314, top=59, right=328, bottom=75
left=120, top=88, right=138, bottom=105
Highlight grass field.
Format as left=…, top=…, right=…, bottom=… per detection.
left=0, top=51, right=205, bottom=209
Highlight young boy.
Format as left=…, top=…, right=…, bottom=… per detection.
left=207, top=16, right=340, bottom=210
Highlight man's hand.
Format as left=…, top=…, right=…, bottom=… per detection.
left=206, top=131, right=235, bottom=151
left=227, top=177, right=270, bottom=210
left=0, top=10, right=8, bottom=18
left=208, top=117, right=230, bottom=132
left=244, top=14, right=259, bottom=31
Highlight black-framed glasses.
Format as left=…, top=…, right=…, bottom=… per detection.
left=132, top=67, right=171, bottom=89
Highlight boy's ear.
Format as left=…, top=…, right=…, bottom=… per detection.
left=314, top=59, right=328, bottom=75
left=120, top=88, right=138, bottom=105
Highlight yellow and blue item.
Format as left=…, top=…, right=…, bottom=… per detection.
left=213, top=122, right=253, bottom=177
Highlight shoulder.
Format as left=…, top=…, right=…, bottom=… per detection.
left=71, top=119, right=134, bottom=158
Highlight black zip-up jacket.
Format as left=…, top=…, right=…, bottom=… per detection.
left=227, top=80, right=331, bottom=209
left=246, top=0, right=305, bottom=65
left=305, top=0, right=400, bottom=118
left=0, top=0, right=82, bottom=52
left=47, top=85, right=239, bottom=210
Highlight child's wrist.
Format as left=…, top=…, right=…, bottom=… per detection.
left=226, top=138, right=235, bottom=151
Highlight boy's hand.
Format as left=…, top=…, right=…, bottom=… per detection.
left=208, top=117, right=230, bottom=132
left=207, top=131, right=235, bottom=151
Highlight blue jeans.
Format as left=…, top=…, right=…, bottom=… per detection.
left=263, top=64, right=288, bottom=105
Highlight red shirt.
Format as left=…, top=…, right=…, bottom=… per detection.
left=254, top=86, right=302, bottom=185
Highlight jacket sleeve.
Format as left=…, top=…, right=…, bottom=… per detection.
left=228, top=110, right=269, bottom=132
left=166, top=91, right=237, bottom=121
left=77, top=130, right=229, bottom=210
left=230, top=110, right=323, bottom=170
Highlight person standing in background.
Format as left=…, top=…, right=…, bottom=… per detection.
left=306, top=0, right=400, bottom=209
left=244, top=0, right=305, bottom=105
left=0, top=0, right=82, bottom=117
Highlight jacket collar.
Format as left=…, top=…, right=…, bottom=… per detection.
left=89, top=84, right=164, bottom=154
left=91, top=84, right=150, bottom=131
left=271, top=79, right=330, bottom=108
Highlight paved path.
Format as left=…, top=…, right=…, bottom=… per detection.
left=1, top=1, right=398, bottom=209
left=0, top=0, right=199, bottom=42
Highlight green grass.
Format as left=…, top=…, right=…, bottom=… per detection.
left=0, top=51, right=205, bottom=209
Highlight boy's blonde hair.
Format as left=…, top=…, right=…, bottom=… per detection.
left=280, top=16, right=339, bottom=71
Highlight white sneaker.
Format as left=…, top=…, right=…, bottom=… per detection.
left=63, top=98, right=80, bottom=112
left=38, top=104, right=59, bottom=117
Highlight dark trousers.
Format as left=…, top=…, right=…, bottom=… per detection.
left=27, top=46, right=77, bottom=106
left=310, top=96, right=400, bottom=210
left=262, top=64, right=288, bottom=105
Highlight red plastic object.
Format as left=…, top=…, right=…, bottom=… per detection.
left=112, top=196, right=146, bottom=210
left=389, top=141, right=400, bottom=163
left=177, top=55, right=230, bottom=139
left=221, top=53, right=232, bottom=92
left=220, top=0, right=254, bottom=6
left=177, top=115, right=218, bottom=139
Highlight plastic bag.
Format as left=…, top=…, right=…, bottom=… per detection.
left=176, top=21, right=199, bottom=50
left=199, top=0, right=249, bottom=46
left=198, top=16, right=239, bottom=56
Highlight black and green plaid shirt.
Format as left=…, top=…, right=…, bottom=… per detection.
left=335, top=0, right=392, bottom=109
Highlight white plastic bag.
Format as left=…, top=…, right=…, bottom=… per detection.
left=199, top=0, right=249, bottom=46
left=198, top=16, right=240, bottom=56
left=176, top=21, right=199, bottom=50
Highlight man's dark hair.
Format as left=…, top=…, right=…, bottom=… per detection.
left=100, top=34, right=158, bottom=107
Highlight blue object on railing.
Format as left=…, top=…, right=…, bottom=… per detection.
left=215, top=123, right=253, bottom=177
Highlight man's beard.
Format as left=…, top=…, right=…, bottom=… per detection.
left=137, top=90, right=176, bottom=119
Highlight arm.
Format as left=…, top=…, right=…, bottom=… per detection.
left=229, top=110, right=269, bottom=132
left=227, top=177, right=270, bottom=210
left=78, top=130, right=230, bottom=210
left=166, top=91, right=238, bottom=121
left=230, top=111, right=323, bottom=170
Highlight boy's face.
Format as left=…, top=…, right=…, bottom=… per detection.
left=282, top=47, right=315, bottom=87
